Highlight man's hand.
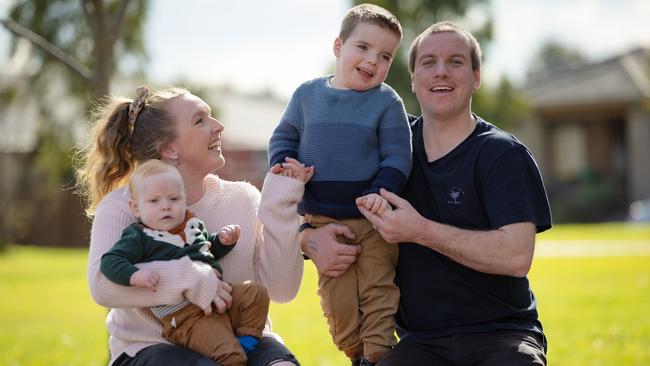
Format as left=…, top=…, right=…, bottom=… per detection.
left=300, top=223, right=360, bottom=278
left=129, top=269, right=160, bottom=291
left=357, top=188, right=426, bottom=244
left=218, top=225, right=240, bottom=246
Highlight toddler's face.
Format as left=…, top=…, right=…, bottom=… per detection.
left=130, top=172, right=187, bottom=231
left=332, top=22, right=400, bottom=91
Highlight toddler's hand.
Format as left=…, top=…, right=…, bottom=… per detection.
left=355, top=193, right=390, bottom=215
left=271, top=157, right=314, bottom=183
left=129, top=269, right=160, bottom=291
left=218, top=225, right=240, bottom=246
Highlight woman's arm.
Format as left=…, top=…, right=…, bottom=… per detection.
left=88, top=192, right=220, bottom=310
left=255, top=173, right=306, bottom=303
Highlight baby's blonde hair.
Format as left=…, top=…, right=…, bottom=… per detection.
left=128, top=159, right=184, bottom=200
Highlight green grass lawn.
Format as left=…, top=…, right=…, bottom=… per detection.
left=1, top=223, right=649, bottom=365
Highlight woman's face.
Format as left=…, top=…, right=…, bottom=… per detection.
left=165, top=93, right=225, bottom=178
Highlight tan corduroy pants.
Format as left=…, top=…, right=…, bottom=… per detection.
left=305, top=214, right=399, bottom=361
left=161, top=281, right=269, bottom=366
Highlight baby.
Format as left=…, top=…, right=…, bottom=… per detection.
left=101, top=159, right=303, bottom=365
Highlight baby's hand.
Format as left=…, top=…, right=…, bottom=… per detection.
left=129, top=269, right=160, bottom=291
left=271, top=157, right=314, bottom=183
left=355, top=193, right=390, bottom=215
left=218, top=224, right=240, bottom=246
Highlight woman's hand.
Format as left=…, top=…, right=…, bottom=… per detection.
left=202, top=277, right=233, bottom=315
left=300, top=223, right=360, bottom=278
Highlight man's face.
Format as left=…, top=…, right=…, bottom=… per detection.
left=411, top=31, right=480, bottom=120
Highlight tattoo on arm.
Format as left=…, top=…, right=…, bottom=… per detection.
left=307, top=239, right=319, bottom=253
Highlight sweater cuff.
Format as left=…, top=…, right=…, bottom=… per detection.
left=261, top=172, right=304, bottom=205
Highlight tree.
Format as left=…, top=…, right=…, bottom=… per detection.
left=352, top=0, right=493, bottom=114
left=2, top=0, right=148, bottom=100
left=473, top=76, right=530, bottom=131
left=528, top=40, right=586, bottom=75
left=0, top=0, right=149, bottom=249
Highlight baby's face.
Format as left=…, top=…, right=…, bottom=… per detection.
left=131, top=172, right=187, bottom=231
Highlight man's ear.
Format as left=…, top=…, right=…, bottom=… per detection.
left=473, top=68, right=481, bottom=92
left=129, top=199, right=140, bottom=218
left=333, top=37, right=343, bottom=57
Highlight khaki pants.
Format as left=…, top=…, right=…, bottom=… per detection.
left=161, top=281, right=269, bottom=366
left=305, top=214, right=399, bottom=360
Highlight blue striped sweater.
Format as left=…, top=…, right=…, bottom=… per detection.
left=269, top=76, right=412, bottom=218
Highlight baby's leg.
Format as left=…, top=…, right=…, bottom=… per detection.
left=228, top=281, right=270, bottom=338
left=162, top=304, right=247, bottom=365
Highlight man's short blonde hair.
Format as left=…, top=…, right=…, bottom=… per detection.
left=409, top=21, right=482, bottom=73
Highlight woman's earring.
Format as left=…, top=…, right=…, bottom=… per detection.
left=169, top=152, right=178, bottom=161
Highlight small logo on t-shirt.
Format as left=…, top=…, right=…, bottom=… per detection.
left=448, top=187, right=464, bottom=205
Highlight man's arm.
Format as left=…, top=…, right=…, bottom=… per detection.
left=299, top=224, right=360, bottom=278
left=358, top=188, right=536, bottom=277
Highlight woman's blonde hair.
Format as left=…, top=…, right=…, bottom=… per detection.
left=74, top=86, right=188, bottom=216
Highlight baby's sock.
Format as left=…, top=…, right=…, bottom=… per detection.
left=236, top=335, right=259, bottom=354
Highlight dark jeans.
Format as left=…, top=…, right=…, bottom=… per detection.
left=112, top=337, right=300, bottom=366
left=377, top=330, right=546, bottom=366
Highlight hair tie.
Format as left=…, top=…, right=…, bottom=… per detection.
left=128, top=86, right=150, bottom=127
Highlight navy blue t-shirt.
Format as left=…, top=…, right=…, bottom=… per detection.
left=396, top=115, right=552, bottom=341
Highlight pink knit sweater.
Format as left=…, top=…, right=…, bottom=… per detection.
left=87, top=173, right=305, bottom=364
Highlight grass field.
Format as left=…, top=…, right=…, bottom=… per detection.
left=0, top=223, right=649, bottom=365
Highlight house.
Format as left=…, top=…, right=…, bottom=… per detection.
left=517, top=47, right=650, bottom=220
left=1, top=73, right=287, bottom=247
left=203, top=89, right=287, bottom=188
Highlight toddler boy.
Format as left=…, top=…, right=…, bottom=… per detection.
left=268, top=4, right=411, bottom=365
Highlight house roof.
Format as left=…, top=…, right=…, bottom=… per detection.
left=523, top=47, right=650, bottom=109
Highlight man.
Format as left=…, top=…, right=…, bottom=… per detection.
left=302, top=21, right=551, bottom=365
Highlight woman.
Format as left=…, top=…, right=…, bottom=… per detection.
left=75, top=86, right=308, bottom=365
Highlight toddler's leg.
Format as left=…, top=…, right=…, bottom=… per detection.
left=307, top=214, right=364, bottom=361
left=356, top=221, right=399, bottom=363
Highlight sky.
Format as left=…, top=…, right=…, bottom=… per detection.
left=1, top=0, right=649, bottom=99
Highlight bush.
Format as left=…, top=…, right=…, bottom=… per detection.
left=549, top=169, right=625, bottom=223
